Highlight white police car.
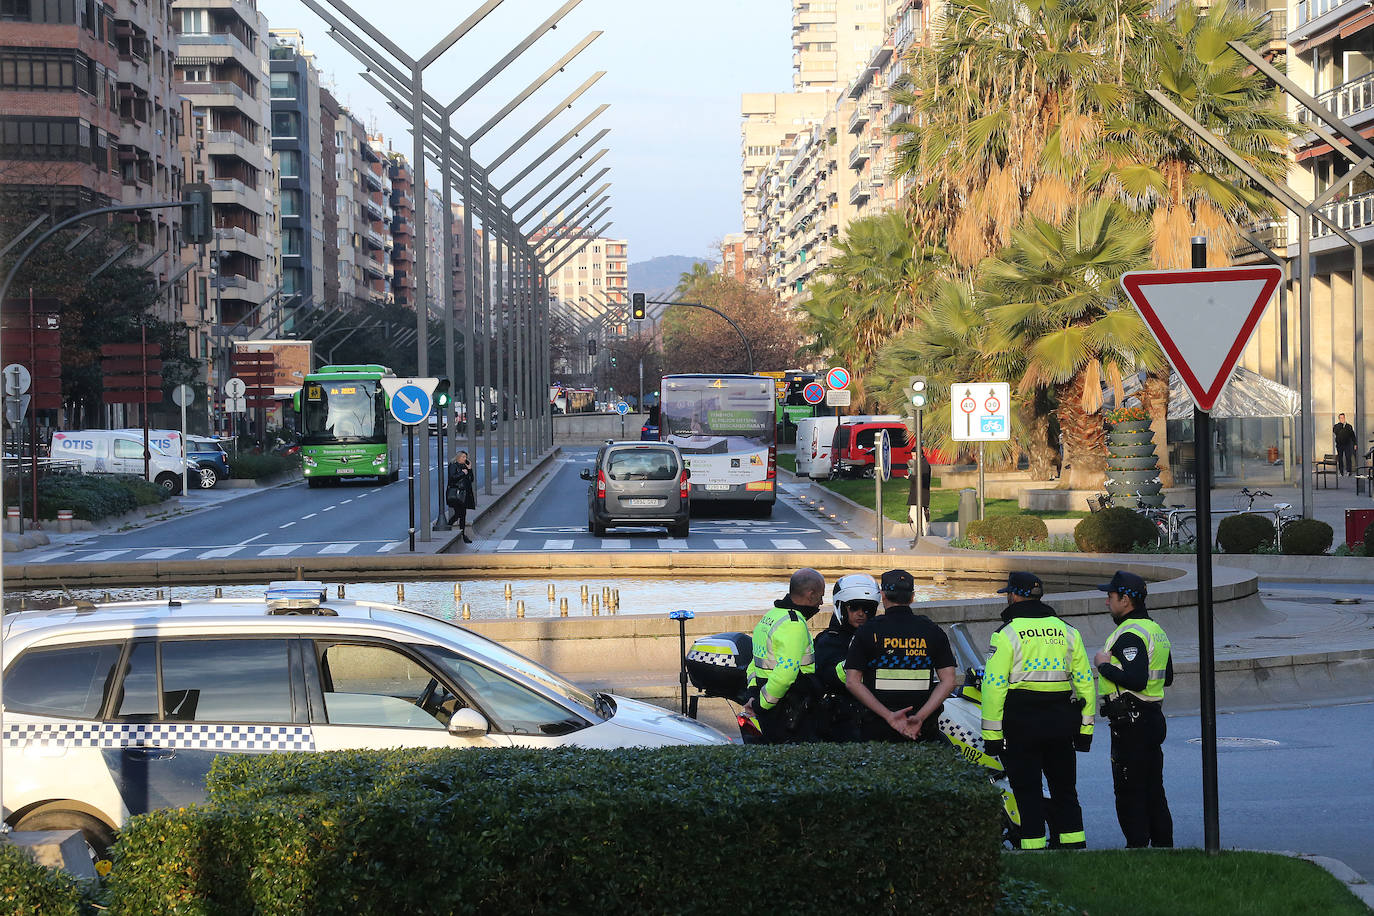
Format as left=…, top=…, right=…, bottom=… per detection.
left=1, top=582, right=726, bottom=855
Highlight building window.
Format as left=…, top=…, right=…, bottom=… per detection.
left=270, top=71, right=297, bottom=99
left=283, top=266, right=304, bottom=294
left=0, top=116, right=85, bottom=160
left=0, top=47, right=80, bottom=91
left=271, top=111, right=300, bottom=139
left=178, top=8, right=207, bottom=34
left=280, top=188, right=302, bottom=217
left=277, top=148, right=301, bottom=178
left=3, top=0, right=78, bottom=23
left=282, top=227, right=303, bottom=256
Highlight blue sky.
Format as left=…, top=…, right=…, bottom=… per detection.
left=257, top=0, right=794, bottom=261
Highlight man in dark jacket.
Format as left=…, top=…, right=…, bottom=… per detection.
left=1334, top=413, right=1358, bottom=476
left=739, top=568, right=827, bottom=744
left=814, top=574, right=880, bottom=742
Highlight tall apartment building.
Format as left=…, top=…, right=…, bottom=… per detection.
left=388, top=150, right=416, bottom=310
left=268, top=29, right=324, bottom=329
left=1, top=0, right=186, bottom=308
left=793, top=0, right=891, bottom=92
left=329, top=109, right=391, bottom=309
left=548, top=235, right=628, bottom=321
left=173, top=0, right=273, bottom=331
left=318, top=84, right=340, bottom=312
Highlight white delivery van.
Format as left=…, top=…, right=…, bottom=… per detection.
left=793, top=415, right=901, bottom=479
left=50, top=429, right=190, bottom=494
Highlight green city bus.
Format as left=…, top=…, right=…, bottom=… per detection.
left=294, top=364, right=403, bottom=487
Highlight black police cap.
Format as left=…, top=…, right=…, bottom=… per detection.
left=1097, top=570, right=1147, bottom=600
left=995, top=571, right=1043, bottom=598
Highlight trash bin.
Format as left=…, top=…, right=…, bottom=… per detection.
left=1344, top=508, right=1374, bottom=550
left=958, top=488, right=978, bottom=540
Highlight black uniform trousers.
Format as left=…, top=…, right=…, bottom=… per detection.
left=1109, top=702, right=1173, bottom=848
left=1001, top=698, right=1084, bottom=849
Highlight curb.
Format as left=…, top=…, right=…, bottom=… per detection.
left=1257, top=850, right=1373, bottom=906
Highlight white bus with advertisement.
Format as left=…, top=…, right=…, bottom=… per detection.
left=659, top=374, right=776, bottom=516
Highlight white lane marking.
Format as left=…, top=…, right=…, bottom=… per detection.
left=322, top=506, right=336, bottom=512
left=377, top=541, right=402, bottom=553
left=600, top=539, right=633, bottom=550
left=23, top=550, right=75, bottom=562
left=320, top=543, right=357, bottom=555
left=137, top=548, right=187, bottom=560
left=258, top=545, right=298, bottom=556
left=302, top=513, right=317, bottom=520
left=544, top=539, right=575, bottom=550
left=237, top=533, right=267, bottom=546
left=772, top=539, right=806, bottom=551
left=197, top=546, right=245, bottom=559
left=657, top=538, right=688, bottom=550
left=497, top=539, right=519, bottom=551
left=826, top=538, right=851, bottom=551
left=83, top=550, right=130, bottom=562
left=279, top=521, right=296, bottom=529
left=714, top=539, right=748, bottom=550
left=341, top=499, right=353, bottom=504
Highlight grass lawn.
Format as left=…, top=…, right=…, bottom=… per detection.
left=1003, top=849, right=1370, bottom=915
left=814, top=476, right=1088, bottom=524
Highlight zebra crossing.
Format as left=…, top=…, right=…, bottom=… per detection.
left=20, top=541, right=408, bottom=564
left=494, top=536, right=853, bottom=552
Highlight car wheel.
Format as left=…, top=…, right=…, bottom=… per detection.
left=155, top=472, right=181, bottom=496
left=14, top=807, right=116, bottom=863
left=669, top=521, right=689, bottom=538
left=198, top=466, right=218, bottom=489
left=591, top=520, right=607, bottom=537
left=307, top=477, right=321, bottom=488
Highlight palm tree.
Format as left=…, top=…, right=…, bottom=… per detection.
left=980, top=198, right=1163, bottom=489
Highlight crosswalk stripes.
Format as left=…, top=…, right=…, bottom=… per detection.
left=83, top=550, right=129, bottom=562
left=714, top=539, right=748, bottom=550
left=136, top=548, right=188, bottom=560
left=826, top=538, right=851, bottom=550
left=319, top=543, right=358, bottom=555
left=770, top=539, right=806, bottom=551
left=21, top=550, right=74, bottom=563
left=377, top=542, right=402, bottom=553
left=497, top=539, right=519, bottom=551
left=258, top=545, right=297, bottom=556
left=657, top=538, right=688, bottom=550
left=544, top=539, right=575, bottom=550
left=600, top=538, right=633, bottom=550
left=196, top=546, right=245, bottom=559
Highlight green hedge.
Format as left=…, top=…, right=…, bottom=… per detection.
left=1280, top=518, right=1333, bottom=556
left=1073, top=508, right=1158, bottom=553
left=107, top=746, right=1002, bottom=915
left=0, top=841, right=95, bottom=915
left=227, top=452, right=298, bottom=480
left=1217, top=513, right=1275, bottom=554
left=967, top=515, right=1050, bottom=550
left=25, top=473, right=168, bottom=521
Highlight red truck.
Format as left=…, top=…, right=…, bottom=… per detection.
left=829, top=420, right=913, bottom=478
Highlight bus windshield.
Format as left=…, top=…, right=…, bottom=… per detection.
left=661, top=376, right=774, bottom=454
left=301, top=378, right=385, bottom=444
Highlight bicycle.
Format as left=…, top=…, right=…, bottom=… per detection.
left=1230, top=487, right=1300, bottom=551
left=1136, top=503, right=1197, bottom=549
left=1233, top=487, right=1274, bottom=512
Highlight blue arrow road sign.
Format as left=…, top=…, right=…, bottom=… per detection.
left=389, top=384, right=432, bottom=425
left=615, top=400, right=630, bottom=416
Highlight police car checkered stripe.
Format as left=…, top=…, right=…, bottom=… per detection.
left=3, top=722, right=314, bottom=752
left=687, top=650, right=737, bottom=667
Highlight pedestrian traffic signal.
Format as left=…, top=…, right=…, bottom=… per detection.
left=588, top=338, right=597, bottom=357
left=908, top=376, right=927, bottom=408
left=182, top=182, right=213, bottom=245
left=610, top=355, right=617, bottom=367
left=435, top=378, right=450, bottom=407
left=632, top=293, right=646, bottom=320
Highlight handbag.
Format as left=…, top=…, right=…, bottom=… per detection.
left=445, top=484, right=461, bottom=505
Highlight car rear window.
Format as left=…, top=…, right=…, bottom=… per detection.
left=4, top=643, right=123, bottom=719
left=607, top=449, right=678, bottom=481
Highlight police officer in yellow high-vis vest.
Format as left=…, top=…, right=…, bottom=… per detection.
left=981, top=571, right=1096, bottom=850
left=1093, top=570, right=1174, bottom=848
left=739, top=568, right=826, bottom=744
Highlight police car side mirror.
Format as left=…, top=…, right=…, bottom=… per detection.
left=447, top=707, right=488, bottom=737
left=580, top=468, right=592, bottom=481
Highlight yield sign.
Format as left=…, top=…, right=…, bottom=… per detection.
left=1119, top=266, right=1283, bottom=412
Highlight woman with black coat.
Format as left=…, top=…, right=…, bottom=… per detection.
left=446, top=450, right=476, bottom=542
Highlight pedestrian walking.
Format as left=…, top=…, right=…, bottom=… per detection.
left=1334, top=413, right=1358, bottom=476
left=813, top=574, right=879, bottom=743
left=739, top=568, right=826, bottom=744
left=446, top=450, right=476, bottom=543
left=907, top=449, right=933, bottom=538
left=1093, top=571, right=1174, bottom=848
left=844, top=569, right=956, bottom=742
left=981, top=571, right=1096, bottom=850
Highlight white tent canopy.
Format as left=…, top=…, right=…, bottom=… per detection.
left=1167, top=367, right=1300, bottom=420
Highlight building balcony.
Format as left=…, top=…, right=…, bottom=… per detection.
left=205, top=129, right=258, bottom=161
left=209, top=177, right=264, bottom=213
left=214, top=225, right=266, bottom=260
left=1312, top=187, right=1374, bottom=239
left=848, top=145, right=870, bottom=170
left=363, top=167, right=384, bottom=191
left=848, top=105, right=870, bottom=135
left=362, top=257, right=386, bottom=278
left=181, top=80, right=261, bottom=121
left=363, top=226, right=386, bottom=249
left=216, top=275, right=264, bottom=304
left=849, top=180, right=872, bottom=205
left=1299, top=70, right=1374, bottom=127
left=363, top=195, right=385, bottom=220
left=176, top=30, right=259, bottom=75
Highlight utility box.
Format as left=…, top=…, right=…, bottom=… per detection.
left=1344, top=508, right=1374, bottom=550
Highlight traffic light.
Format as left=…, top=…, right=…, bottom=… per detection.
left=182, top=182, right=213, bottom=245
left=632, top=292, right=646, bottom=320
left=435, top=377, right=450, bottom=407
left=610, top=354, right=617, bottom=367
left=908, top=375, right=928, bottom=408
left=588, top=338, right=597, bottom=357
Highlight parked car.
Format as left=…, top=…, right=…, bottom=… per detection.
left=829, top=420, right=913, bottom=479
left=794, top=415, right=900, bottom=479
left=640, top=405, right=660, bottom=441
left=0, top=581, right=727, bottom=857
left=186, top=436, right=231, bottom=488
left=50, top=430, right=190, bottom=494
left=581, top=441, right=690, bottom=537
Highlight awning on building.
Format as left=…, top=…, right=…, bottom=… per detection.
left=1167, top=366, right=1300, bottom=419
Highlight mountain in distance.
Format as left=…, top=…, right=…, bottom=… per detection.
left=628, top=255, right=717, bottom=298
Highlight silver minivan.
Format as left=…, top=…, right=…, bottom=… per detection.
left=581, top=441, right=690, bottom=537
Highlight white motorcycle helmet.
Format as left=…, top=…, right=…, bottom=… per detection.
left=831, top=573, right=881, bottom=625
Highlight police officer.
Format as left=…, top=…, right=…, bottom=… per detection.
left=814, top=574, right=880, bottom=742
left=1093, top=570, right=1174, bottom=848
left=981, top=571, right=1096, bottom=850
left=845, top=569, right=957, bottom=742
left=739, top=568, right=826, bottom=744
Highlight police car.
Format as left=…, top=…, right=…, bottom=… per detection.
left=1, top=583, right=727, bottom=855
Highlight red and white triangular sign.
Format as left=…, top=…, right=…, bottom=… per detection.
left=1119, top=266, right=1283, bottom=412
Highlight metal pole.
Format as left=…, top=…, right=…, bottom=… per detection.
left=1299, top=211, right=1314, bottom=519
left=1191, top=236, right=1220, bottom=854
left=407, top=424, right=416, bottom=551
left=1355, top=244, right=1365, bottom=473
left=875, top=458, right=884, bottom=553
left=977, top=441, right=985, bottom=520
left=437, top=119, right=457, bottom=532
left=462, top=144, right=479, bottom=469
left=494, top=207, right=507, bottom=484
left=411, top=64, right=432, bottom=542
left=913, top=407, right=923, bottom=545
left=479, top=195, right=493, bottom=495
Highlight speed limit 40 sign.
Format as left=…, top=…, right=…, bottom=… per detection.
left=951, top=382, right=1010, bottom=442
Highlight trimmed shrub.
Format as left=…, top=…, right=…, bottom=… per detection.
left=107, top=746, right=1002, bottom=915
left=228, top=452, right=298, bottom=480
left=0, top=841, right=94, bottom=915
left=32, top=473, right=168, bottom=521
left=967, top=514, right=1050, bottom=550
left=1217, top=513, right=1276, bottom=554
left=1280, top=518, right=1333, bottom=556
left=1073, top=507, right=1158, bottom=553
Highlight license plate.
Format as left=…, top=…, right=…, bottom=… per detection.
left=703, top=484, right=731, bottom=491
left=337, top=468, right=355, bottom=474
left=624, top=498, right=662, bottom=507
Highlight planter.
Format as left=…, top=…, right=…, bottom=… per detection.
left=1105, top=430, right=1154, bottom=446
left=1107, top=444, right=1157, bottom=459
left=1108, top=419, right=1153, bottom=433
left=1106, top=456, right=1161, bottom=471
left=1107, top=478, right=1163, bottom=496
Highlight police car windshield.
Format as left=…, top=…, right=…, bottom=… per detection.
left=370, top=608, right=603, bottom=718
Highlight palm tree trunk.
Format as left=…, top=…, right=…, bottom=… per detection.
left=1024, top=400, right=1059, bottom=480
left=1138, top=369, right=1174, bottom=488
left=1056, top=372, right=1108, bottom=490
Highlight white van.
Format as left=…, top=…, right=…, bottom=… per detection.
left=50, top=429, right=190, bottom=494
left=793, top=414, right=901, bottom=479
